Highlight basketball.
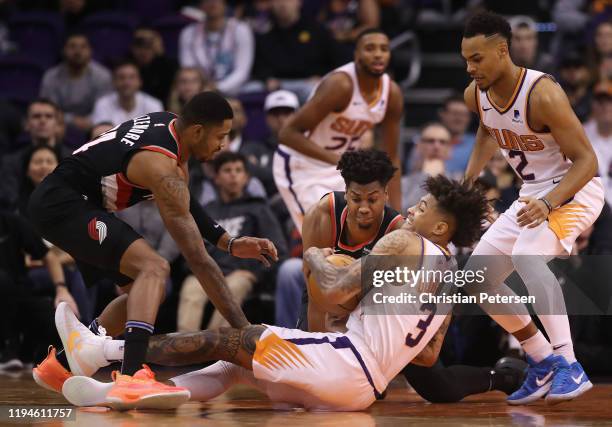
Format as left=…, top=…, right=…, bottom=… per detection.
left=306, top=253, right=360, bottom=316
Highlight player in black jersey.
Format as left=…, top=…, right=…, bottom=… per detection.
left=300, top=149, right=526, bottom=402
left=30, top=92, right=278, bottom=409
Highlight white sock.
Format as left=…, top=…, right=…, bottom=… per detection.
left=103, top=339, right=125, bottom=362
left=539, top=315, right=576, bottom=363
left=520, top=330, right=552, bottom=363
left=170, top=361, right=254, bottom=401
left=512, top=255, right=577, bottom=364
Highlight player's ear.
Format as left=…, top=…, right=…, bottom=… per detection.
left=434, top=220, right=449, bottom=237
left=497, top=40, right=509, bottom=58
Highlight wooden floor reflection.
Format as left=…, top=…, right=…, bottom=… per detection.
left=1, top=368, right=611, bottom=426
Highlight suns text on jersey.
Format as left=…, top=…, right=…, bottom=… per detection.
left=483, top=125, right=545, bottom=152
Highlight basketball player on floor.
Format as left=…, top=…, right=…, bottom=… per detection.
left=302, top=149, right=525, bottom=401
left=460, top=12, right=604, bottom=404
left=57, top=175, right=489, bottom=411
left=29, top=92, right=278, bottom=408
left=274, top=28, right=403, bottom=232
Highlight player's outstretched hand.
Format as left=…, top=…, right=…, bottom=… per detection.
left=54, top=286, right=80, bottom=319
left=517, top=196, right=549, bottom=228
left=231, top=237, right=278, bottom=267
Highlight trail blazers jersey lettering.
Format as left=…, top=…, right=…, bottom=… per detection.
left=54, top=112, right=181, bottom=212
left=476, top=68, right=572, bottom=183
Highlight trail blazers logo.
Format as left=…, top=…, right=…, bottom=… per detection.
left=88, top=217, right=107, bottom=244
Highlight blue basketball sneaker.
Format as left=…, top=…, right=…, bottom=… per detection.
left=545, top=359, right=593, bottom=404
left=507, top=354, right=560, bottom=405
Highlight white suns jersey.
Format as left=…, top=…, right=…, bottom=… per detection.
left=476, top=68, right=572, bottom=184
left=280, top=62, right=391, bottom=166
left=345, top=237, right=456, bottom=385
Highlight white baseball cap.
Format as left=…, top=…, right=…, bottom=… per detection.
left=264, top=90, right=299, bottom=112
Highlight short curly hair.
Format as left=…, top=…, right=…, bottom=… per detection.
left=424, top=175, right=489, bottom=247
left=337, top=149, right=397, bottom=187
left=464, top=11, right=512, bottom=49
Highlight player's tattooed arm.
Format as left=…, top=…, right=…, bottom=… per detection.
left=146, top=325, right=266, bottom=370
left=410, top=315, right=451, bottom=367
left=131, top=152, right=249, bottom=329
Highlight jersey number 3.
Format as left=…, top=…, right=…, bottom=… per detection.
left=405, top=302, right=436, bottom=347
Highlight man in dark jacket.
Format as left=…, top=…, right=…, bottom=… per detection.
left=177, top=151, right=288, bottom=331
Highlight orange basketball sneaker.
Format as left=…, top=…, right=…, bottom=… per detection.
left=32, top=346, right=73, bottom=393
left=62, top=364, right=191, bottom=410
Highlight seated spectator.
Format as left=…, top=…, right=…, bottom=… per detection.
left=0, top=200, right=78, bottom=369
left=589, top=19, right=612, bottom=80
left=401, top=122, right=452, bottom=212
left=241, top=89, right=300, bottom=197
left=167, top=67, right=212, bottom=115
left=15, top=145, right=94, bottom=323
left=251, top=0, right=335, bottom=102
left=0, top=99, right=71, bottom=210
left=438, top=95, right=475, bottom=176
left=557, top=51, right=593, bottom=122
left=179, top=0, right=254, bottom=95
left=190, top=148, right=267, bottom=207
left=91, top=61, right=163, bottom=126
left=319, top=0, right=379, bottom=63
left=508, top=15, right=554, bottom=74
left=129, top=27, right=179, bottom=105
left=40, top=33, right=112, bottom=132
left=225, top=97, right=276, bottom=195
left=585, top=83, right=612, bottom=205
left=177, top=151, right=287, bottom=331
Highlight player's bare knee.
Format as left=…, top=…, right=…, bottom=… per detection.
left=139, top=257, right=171, bottom=283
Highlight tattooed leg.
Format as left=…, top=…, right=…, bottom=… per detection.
left=145, top=325, right=266, bottom=370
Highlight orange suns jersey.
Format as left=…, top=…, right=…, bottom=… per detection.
left=476, top=68, right=572, bottom=183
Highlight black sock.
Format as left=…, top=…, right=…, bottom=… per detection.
left=55, top=318, right=102, bottom=370
left=121, top=321, right=154, bottom=376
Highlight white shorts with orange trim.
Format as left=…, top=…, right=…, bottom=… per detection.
left=251, top=325, right=384, bottom=411
left=481, top=176, right=605, bottom=256
left=272, top=148, right=345, bottom=234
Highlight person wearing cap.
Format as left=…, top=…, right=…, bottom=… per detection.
left=558, top=51, right=593, bottom=122
left=242, top=90, right=300, bottom=177
left=509, top=15, right=554, bottom=74
left=585, top=83, right=612, bottom=204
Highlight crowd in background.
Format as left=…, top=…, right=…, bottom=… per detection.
left=0, top=0, right=611, bottom=377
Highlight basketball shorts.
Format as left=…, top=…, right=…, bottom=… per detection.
left=272, top=148, right=345, bottom=233
left=251, top=325, right=385, bottom=411
left=481, top=176, right=605, bottom=256
left=28, top=173, right=141, bottom=287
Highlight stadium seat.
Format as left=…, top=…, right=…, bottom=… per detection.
left=0, top=56, right=44, bottom=105
left=121, top=0, right=176, bottom=25
left=81, top=12, right=139, bottom=66
left=238, top=92, right=270, bottom=143
left=152, top=14, right=195, bottom=60
left=8, top=12, right=64, bottom=67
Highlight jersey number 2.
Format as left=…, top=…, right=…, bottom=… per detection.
left=508, top=150, right=535, bottom=181
left=405, top=302, right=437, bottom=347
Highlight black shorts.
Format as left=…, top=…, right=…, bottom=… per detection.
left=28, top=173, right=142, bottom=287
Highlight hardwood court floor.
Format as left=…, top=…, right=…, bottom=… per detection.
left=1, top=368, right=611, bottom=426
